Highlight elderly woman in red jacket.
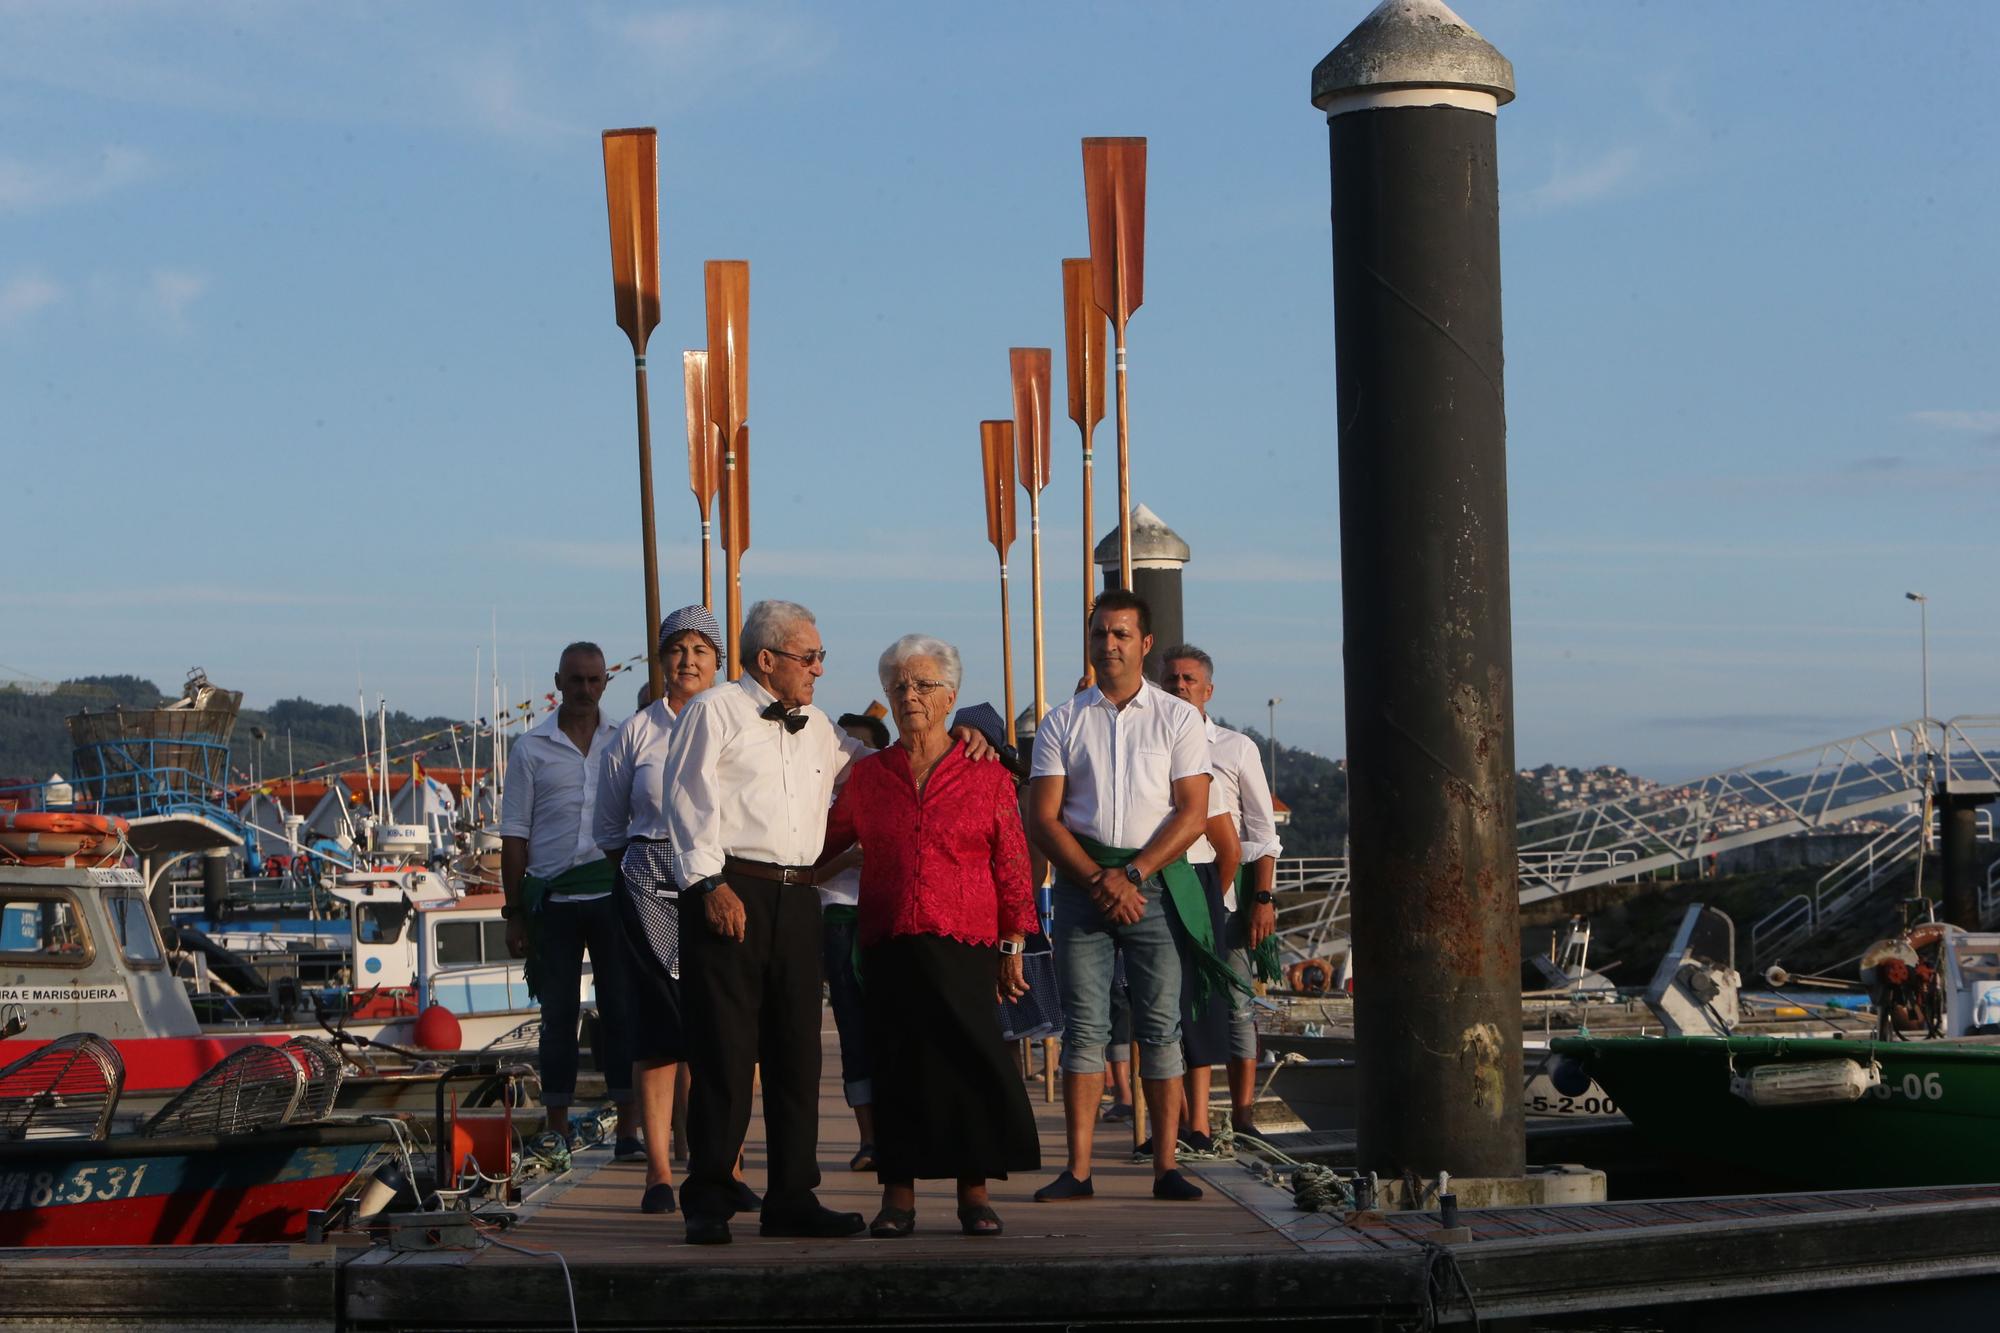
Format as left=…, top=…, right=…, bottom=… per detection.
left=819, top=633, right=1041, bottom=1237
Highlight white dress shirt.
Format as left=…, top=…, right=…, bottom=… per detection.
left=1030, top=680, right=1210, bottom=851
left=497, top=708, right=620, bottom=892
left=1188, top=721, right=1284, bottom=901
left=593, top=698, right=681, bottom=856
left=662, top=676, right=868, bottom=888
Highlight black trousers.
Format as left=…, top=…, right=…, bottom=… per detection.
left=678, top=876, right=824, bottom=1219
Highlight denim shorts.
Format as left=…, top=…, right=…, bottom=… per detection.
left=1052, top=875, right=1185, bottom=1081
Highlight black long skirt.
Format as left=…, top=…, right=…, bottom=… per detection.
left=861, top=933, right=1042, bottom=1184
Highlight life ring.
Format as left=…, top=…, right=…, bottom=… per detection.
left=0, top=831, right=122, bottom=857
left=0, top=811, right=127, bottom=836
left=1287, top=958, right=1334, bottom=995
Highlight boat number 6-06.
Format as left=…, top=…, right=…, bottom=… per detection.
left=1869, top=1072, right=1944, bottom=1101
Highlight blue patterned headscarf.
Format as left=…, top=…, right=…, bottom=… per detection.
left=658, top=604, right=724, bottom=659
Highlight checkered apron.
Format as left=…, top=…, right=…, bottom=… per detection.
left=619, top=837, right=681, bottom=981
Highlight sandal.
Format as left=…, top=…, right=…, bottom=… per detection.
left=957, top=1203, right=1003, bottom=1236
left=868, top=1206, right=916, bottom=1238
left=849, top=1142, right=876, bottom=1172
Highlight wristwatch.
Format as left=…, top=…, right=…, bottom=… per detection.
left=686, top=875, right=721, bottom=897
left=1122, top=864, right=1144, bottom=887
left=997, top=938, right=1026, bottom=956
left=1252, top=890, right=1276, bottom=906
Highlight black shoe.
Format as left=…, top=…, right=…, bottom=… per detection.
left=731, top=1179, right=762, bottom=1212
left=614, top=1136, right=647, bottom=1163
left=640, top=1182, right=677, bottom=1215
left=1153, top=1169, right=1204, bottom=1201
left=1033, top=1170, right=1095, bottom=1202
left=685, top=1215, right=731, bottom=1245
left=868, top=1206, right=916, bottom=1238
left=760, top=1203, right=867, bottom=1238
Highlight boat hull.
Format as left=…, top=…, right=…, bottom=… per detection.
left=1554, top=1034, right=2000, bottom=1189
left=0, top=1124, right=389, bottom=1246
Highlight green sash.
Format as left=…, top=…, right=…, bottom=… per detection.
left=1236, top=867, right=1284, bottom=985
left=1075, top=833, right=1251, bottom=1017
left=518, top=857, right=616, bottom=1001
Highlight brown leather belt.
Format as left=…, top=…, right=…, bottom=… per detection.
left=723, top=856, right=816, bottom=887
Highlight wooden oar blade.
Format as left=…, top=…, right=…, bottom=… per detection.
left=723, top=423, right=751, bottom=554
left=1082, top=137, right=1146, bottom=324
left=1062, top=258, right=1106, bottom=432
left=602, top=128, right=661, bottom=356
left=704, top=261, right=750, bottom=441
left=684, top=350, right=717, bottom=510
left=980, top=419, right=1017, bottom=556
left=1010, top=348, right=1053, bottom=495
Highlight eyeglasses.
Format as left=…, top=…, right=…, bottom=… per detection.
left=887, top=679, right=949, bottom=697
left=768, top=647, right=828, bottom=667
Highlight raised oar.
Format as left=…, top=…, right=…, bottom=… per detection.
left=602, top=127, right=666, bottom=700
left=704, top=261, right=750, bottom=678
left=1011, top=347, right=1054, bottom=725
left=980, top=419, right=1019, bottom=747
left=1082, top=137, right=1147, bottom=591
left=1063, top=257, right=1107, bottom=681
left=684, top=350, right=719, bottom=610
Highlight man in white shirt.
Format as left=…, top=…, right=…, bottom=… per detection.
left=658, top=600, right=876, bottom=1244
left=1163, top=645, right=1284, bottom=1140
left=1026, top=590, right=1213, bottom=1203
left=499, top=641, right=635, bottom=1153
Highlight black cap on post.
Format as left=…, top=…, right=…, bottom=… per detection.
left=1313, top=0, right=1524, bottom=1182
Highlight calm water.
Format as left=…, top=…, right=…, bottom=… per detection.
left=1535, top=1273, right=2000, bottom=1331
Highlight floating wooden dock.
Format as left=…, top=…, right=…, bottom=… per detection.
left=12, top=1024, right=2000, bottom=1329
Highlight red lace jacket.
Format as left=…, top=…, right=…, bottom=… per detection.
left=820, top=741, right=1038, bottom=949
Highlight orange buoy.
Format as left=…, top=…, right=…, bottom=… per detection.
left=413, top=1004, right=463, bottom=1051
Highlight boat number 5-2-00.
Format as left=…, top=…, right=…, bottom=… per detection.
left=1870, top=1072, right=1944, bottom=1101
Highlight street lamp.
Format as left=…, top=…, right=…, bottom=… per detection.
left=1266, top=697, right=1282, bottom=800
left=1905, top=592, right=1931, bottom=725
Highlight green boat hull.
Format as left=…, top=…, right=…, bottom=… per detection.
left=1551, top=1034, right=2000, bottom=1190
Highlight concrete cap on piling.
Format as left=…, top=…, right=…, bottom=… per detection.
left=1312, top=0, right=1515, bottom=113
left=1095, top=503, right=1191, bottom=570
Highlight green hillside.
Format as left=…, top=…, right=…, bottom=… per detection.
left=0, top=676, right=474, bottom=788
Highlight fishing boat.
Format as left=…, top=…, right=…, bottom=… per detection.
left=0, top=1032, right=395, bottom=1246
left=1553, top=918, right=2000, bottom=1189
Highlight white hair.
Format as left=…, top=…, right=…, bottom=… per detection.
left=877, top=634, right=963, bottom=693
left=740, top=599, right=817, bottom=670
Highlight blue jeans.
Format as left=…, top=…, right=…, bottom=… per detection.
left=821, top=909, right=872, bottom=1107
left=537, top=895, right=633, bottom=1102
left=1053, top=876, right=1185, bottom=1081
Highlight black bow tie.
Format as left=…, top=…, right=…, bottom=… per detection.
left=761, top=701, right=807, bottom=734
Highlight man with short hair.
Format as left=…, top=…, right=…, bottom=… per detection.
left=1027, top=590, right=1212, bottom=1202
left=500, top=641, right=637, bottom=1154
left=1162, top=645, right=1283, bottom=1139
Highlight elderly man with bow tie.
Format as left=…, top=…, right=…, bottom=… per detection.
left=662, top=599, right=994, bottom=1245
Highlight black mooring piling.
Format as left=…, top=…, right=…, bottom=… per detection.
left=1313, top=0, right=1526, bottom=1182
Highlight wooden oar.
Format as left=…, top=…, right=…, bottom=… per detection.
left=1082, top=137, right=1146, bottom=591
left=704, top=261, right=750, bottom=678
left=980, top=419, right=1019, bottom=747
left=1063, top=257, right=1107, bottom=682
left=1011, top=347, right=1053, bottom=725
left=602, top=128, right=666, bottom=700
left=683, top=349, right=718, bottom=610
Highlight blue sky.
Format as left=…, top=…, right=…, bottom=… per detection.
left=2, top=0, right=1995, bottom=780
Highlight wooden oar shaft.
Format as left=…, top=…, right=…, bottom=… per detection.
left=999, top=562, right=1016, bottom=748
left=1081, top=425, right=1096, bottom=685
left=1030, top=488, right=1047, bottom=723
left=634, top=359, right=666, bottom=702
left=725, top=540, right=743, bottom=682
left=700, top=520, right=713, bottom=610
left=1114, top=329, right=1132, bottom=591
